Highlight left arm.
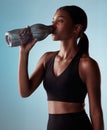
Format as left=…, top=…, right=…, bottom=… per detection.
left=80, top=57, right=104, bottom=130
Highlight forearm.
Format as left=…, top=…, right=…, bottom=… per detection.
left=18, top=49, right=30, bottom=97
left=90, top=107, right=104, bottom=130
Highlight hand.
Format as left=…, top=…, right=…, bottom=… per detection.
left=20, top=26, right=38, bottom=54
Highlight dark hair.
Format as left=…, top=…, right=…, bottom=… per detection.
left=58, top=5, right=89, bottom=55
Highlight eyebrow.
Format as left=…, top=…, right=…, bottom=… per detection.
left=53, top=15, right=65, bottom=20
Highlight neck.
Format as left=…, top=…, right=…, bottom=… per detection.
left=59, top=39, right=79, bottom=59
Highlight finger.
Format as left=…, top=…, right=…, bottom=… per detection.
left=22, top=26, right=30, bottom=35
left=25, top=25, right=30, bottom=28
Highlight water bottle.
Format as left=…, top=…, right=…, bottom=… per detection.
left=5, top=23, right=54, bottom=47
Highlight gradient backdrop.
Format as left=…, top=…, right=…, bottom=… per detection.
left=0, top=0, right=107, bottom=130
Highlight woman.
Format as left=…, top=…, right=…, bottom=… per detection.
left=18, top=5, right=104, bottom=130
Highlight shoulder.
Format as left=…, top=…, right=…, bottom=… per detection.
left=80, top=54, right=99, bottom=70
left=79, top=54, right=100, bottom=82
left=38, top=51, right=58, bottom=68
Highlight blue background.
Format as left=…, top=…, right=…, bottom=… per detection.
left=0, top=0, right=107, bottom=130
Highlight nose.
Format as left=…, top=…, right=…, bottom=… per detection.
left=52, top=22, right=55, bottom=28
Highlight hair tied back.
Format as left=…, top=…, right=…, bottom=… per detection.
left=78, top=33, right=89, bottom=55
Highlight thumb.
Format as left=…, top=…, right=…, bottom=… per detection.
left=30, top=38, right=38, bottom=46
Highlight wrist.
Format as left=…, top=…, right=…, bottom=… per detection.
left=20, top=47, right=30, bottom=55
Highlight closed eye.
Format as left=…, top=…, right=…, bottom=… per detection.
left=52, top=19, right=64, bottom=24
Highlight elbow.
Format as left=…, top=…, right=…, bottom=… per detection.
left=20, top=93, right=29, bottom=98
left=19, top=88, right=31, bottom=98
left=18, top=82, right=31, bottom=98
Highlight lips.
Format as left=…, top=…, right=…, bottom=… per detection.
left=52, top=32, right=56, bottom=35
left=52, top=29, right=57, bottom=35
left=52, top=26, right=57, bottom=34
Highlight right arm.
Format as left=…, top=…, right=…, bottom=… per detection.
left=18, top=37, right=46, bottom=97
left=18, top=27, right=55, bottom=97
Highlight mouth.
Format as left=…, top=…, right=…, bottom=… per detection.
left=52, top=32, right=56, bottom=37
left=52, top=29, right=57, bottom=35
left=51, top=26, right=57, bottom=34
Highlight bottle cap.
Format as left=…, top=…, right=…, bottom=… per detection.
left=5, top=32, right=12, bottom=47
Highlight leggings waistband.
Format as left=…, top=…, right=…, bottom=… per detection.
left=49, top=110, right=86, bottom=117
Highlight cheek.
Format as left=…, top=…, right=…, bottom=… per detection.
left=52, top=24, right=74, bottom=40
left=59, top=26, right=74, bottom=39
left=60, top=23, right=74, bottom=34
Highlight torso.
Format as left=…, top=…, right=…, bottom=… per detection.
left=48, top=101, right=84, bottom=114
left=43, top=51, right=89, bottom=114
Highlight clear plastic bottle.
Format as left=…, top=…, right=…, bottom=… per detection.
left=5, top=23, right=54, bottom=47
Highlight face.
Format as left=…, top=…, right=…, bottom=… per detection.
left=52, top=9, right=75, bottom=41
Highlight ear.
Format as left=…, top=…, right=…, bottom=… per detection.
left=73, top=24, right=83, bottom=36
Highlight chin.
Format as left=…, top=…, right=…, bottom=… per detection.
left=52, top=35, right=60, bottom=41
left=52, top=38, right=59, bottom=41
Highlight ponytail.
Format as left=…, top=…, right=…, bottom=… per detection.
left=78, top=33, right=89, bottom=55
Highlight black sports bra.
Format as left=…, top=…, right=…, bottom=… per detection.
left=43, top=51, right=87, bottom=103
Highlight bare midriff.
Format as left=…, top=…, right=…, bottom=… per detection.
left=48, top=101, right=84, bottom=114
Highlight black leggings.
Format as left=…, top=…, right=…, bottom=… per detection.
left=47, top=111, right=93, bottom=130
